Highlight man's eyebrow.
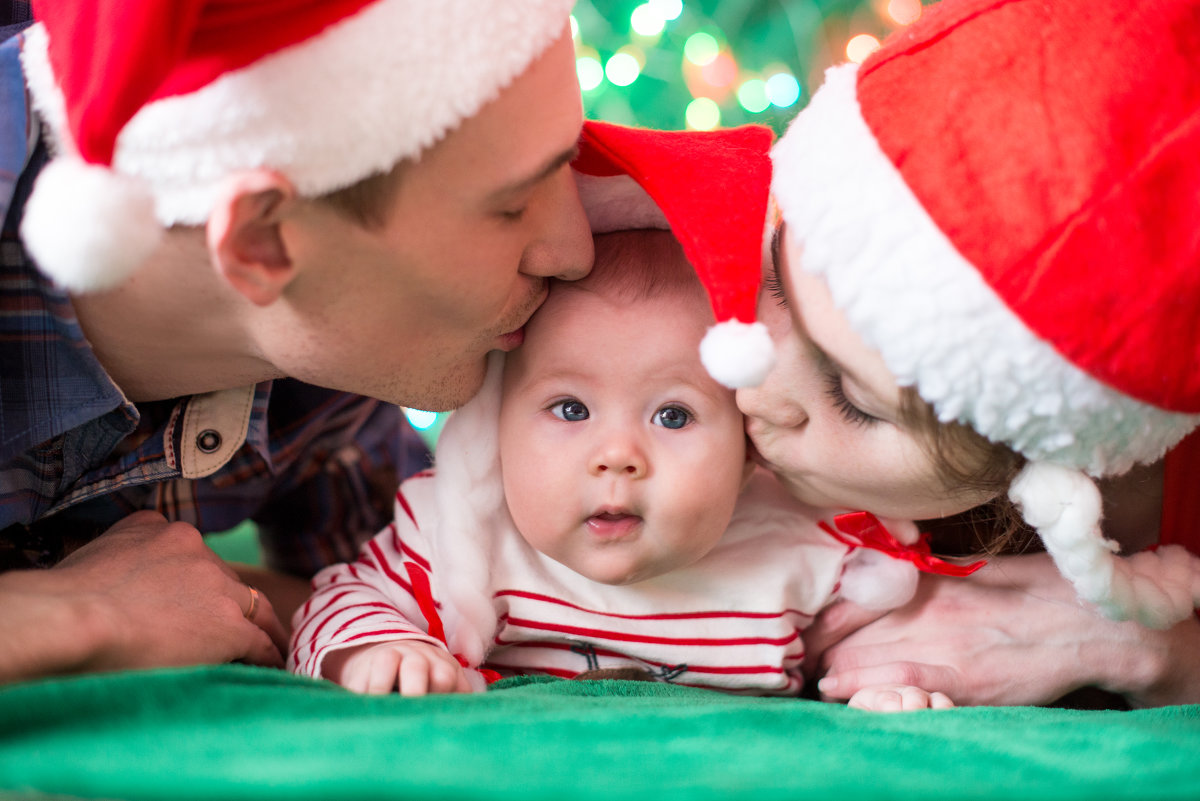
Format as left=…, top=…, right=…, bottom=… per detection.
left=487, top=144, right=579, bottom=202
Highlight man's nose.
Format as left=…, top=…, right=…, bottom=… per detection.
left=520, top=167, right=594, bottom=282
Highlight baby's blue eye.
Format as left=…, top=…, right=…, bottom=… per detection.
left=654, top=406, right=690, bottom=430
left=551, top=399, right=589, bottom=422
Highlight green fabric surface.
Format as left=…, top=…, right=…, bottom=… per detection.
left=0, top=666, right=1197, bottom=801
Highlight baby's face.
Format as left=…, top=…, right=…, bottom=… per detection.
left=498, top=282, right=749, bottom=585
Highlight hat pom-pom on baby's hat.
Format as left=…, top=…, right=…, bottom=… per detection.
left=574, top=121, right=776, bottom=389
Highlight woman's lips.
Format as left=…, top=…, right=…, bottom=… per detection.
left=586, top=512, right=642, bottom=540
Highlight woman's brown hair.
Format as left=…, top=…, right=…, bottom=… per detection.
left=899, top=388, right=1034, bottom=556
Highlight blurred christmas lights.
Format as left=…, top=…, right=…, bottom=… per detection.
left=570, top=1, right=922, bottom=136
left=845, top=33, right=881, bottom=63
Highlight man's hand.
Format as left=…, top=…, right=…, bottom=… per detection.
left=0, top=511, right=288, bottom=683
left=323, top=640, right=473, bottom=696
left=806, top=553, right=1200, bottom=708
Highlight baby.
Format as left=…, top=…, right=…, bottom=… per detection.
left=289, top=230, right=978, bottom=711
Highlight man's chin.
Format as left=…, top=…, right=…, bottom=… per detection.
left=395, top=359, right=491, bottom=412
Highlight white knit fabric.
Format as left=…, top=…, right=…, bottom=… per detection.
left=771, top=63, right=1200, bottom=478
left=429, top=351, right=509, bottom=666
left=21, top=0, right=573, bottom=226
left=1010, top=461, right=1200, bottom=629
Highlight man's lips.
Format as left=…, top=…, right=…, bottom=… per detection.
left=586, top=511, right=642, bottom=540
left=496, top=325, right=525, bottom=351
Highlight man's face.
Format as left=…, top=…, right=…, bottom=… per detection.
left=267, top=29, right=593, bottom=410
left=498, top=278, right=749, bottom=586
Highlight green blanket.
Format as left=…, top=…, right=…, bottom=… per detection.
left=1, top=666, right=1197, bottom=800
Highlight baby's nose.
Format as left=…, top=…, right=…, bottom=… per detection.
left=589, top=439, right=648, bottom=478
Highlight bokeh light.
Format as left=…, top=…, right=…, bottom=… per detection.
left=737, top=78, right=770, bottom=113
left=605, top=49, right=642, bottom=87
left=630, top=3, right=666, bottom=37
left=887, top=0, right=923, bottom=25
left=648, top=0, right=684, bottom=21
left=403, top=408, right=439, bottom=431
left=576, top=46, right=604, bottom=91
left=846, top=33, right=881, bottom=63
left=684, top=31, right=720, bottom=66
left=765, top=71, right=801, bottom=107
left=685, top=96, right=721, bottom=130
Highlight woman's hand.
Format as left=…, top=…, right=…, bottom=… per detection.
left=805, top=553, right=1200, bottom=707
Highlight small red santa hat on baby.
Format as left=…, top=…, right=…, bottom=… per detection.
left=772, top=0, right=1200, bottom=628
left=574, top=121, right=775, bottom=389
left=19, top=0, right=574, bottom=292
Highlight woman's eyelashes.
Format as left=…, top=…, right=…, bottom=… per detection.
left=764, top=264, right=788, bottom=306
left=766, top=228, right=788, bottom=306
left=821, top=370, right=878, bottom=426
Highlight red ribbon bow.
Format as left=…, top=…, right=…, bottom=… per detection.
left=818, top=511, right=986, bottom=578
left=405, top=561, right=502, bottom=685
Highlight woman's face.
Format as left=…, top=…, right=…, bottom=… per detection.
left=736, top=224, right=995, bottom=520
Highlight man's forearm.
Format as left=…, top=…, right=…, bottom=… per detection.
left=0, top=569, right=113, bottom=684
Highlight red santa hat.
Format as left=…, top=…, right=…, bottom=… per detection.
left=18, top=0, right=574, bottom=292
left=772, top=0, right=1200, bottom=628
left=574, top=120, right=775, bottom=389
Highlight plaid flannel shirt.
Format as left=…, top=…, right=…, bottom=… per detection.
left=0, top=22, right=429, bottom=575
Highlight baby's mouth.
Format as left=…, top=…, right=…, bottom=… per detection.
left=586, top=510, right=643, bottom=540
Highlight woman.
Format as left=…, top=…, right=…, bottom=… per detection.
left=740, top=0, right=1200, bottom=707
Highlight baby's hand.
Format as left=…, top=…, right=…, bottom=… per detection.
left=325, top=640, right=473, bottom=696
left=846, top=684, right=954, bottom=712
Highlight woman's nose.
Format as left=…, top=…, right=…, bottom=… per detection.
left=589, top=437, right=648, bottom=478
left=737, top=375, right=808, bottom=429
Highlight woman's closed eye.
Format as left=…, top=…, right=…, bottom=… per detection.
left=766, top=225, right=788, bottom=306
left=822, top=370, right=878, bottom=426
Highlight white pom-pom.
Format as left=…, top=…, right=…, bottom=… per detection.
left=839, top=549, right=919, bottom=610
left=20, top=158, right=163, bottom=293
left=699, top=320, right=775, bottom=389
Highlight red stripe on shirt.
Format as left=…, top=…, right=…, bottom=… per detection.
left=501, top=615, right=802, bottom=647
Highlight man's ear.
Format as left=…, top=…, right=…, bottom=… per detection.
left=207, top=170, right=299, bottom=307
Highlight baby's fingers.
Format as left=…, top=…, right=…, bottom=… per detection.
left=847, top=684, right=955, bottom=712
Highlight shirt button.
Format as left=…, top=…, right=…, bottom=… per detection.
left=196, top=429, right=223, bottom=453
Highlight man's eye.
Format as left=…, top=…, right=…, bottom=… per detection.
left=653, top=406, right=691, bottom=430
left=499, top=206, right=528, bottom=221
left=551, top=399, right=589, bottom=422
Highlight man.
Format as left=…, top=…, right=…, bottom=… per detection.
left=0, top=0, right=592, bottom=683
